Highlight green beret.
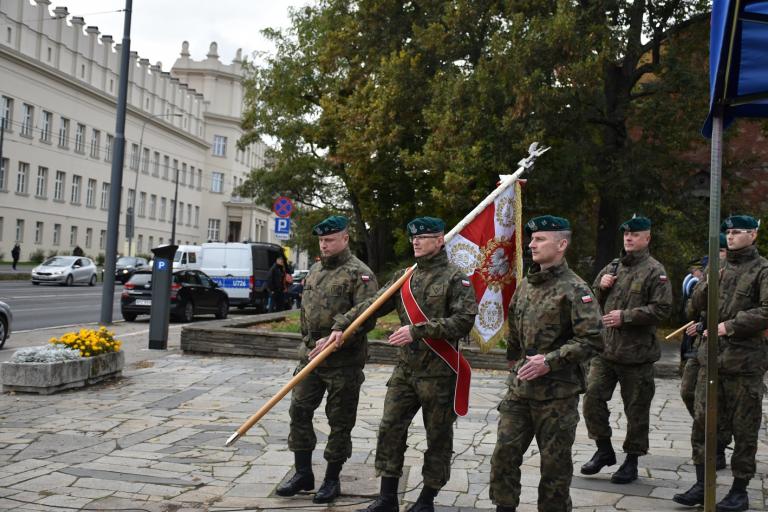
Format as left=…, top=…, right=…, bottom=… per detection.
left=720, top=232, right=728, bottom=249
left=619, top=215, right=651, bottom=232
left=721, top=215, right=759, bottom=232
left=407, top=216, right=445, bottom=236
left=524, top=215, right=571, bottom=235
left=312, top=215, right=349, bottom=236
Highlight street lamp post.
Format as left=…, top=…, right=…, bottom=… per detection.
left=128, top=112, right=183, bottom=255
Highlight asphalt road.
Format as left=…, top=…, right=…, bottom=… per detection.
left=0, top=280, right=124, bottom=332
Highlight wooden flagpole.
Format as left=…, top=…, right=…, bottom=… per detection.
left=225, top=142, right=550, bottom=446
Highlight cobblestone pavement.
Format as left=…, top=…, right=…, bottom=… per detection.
left=0, top=351, right=766, bottom=511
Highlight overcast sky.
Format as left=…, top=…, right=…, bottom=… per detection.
left=47, top=0, right=310, bottom=71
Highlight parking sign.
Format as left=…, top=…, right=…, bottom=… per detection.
left=274, top=217, right=291, bottom=240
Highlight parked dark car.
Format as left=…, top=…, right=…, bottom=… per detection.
left=115, top=256, right=149, bottom=284
left=120, top=270, right=229, bottom=323
left=0, top=300, right=12, bottom=349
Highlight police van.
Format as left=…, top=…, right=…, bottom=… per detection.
left=172, top=245, right=201, bottom=271
left=200, top=242, right=286, bottom=311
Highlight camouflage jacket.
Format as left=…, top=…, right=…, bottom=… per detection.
left=507, top=260, right=603, bottom=400
left=593, top=248, right=672, bottom=364
left=690, top=245, right=768, bottom=375
left=333, top=249, right=477, bottom=377
left=299, top=247, right=378, bottom=368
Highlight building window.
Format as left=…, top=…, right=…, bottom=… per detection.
left=197, top=168, right=202, bottom=189
left=130, top=144, right=139, bottom=170
left=74, top=123, right=85, bottom=153
left=170, top=200, right=175, bottom=223
left=85, top=227, right=92, bottom=248
left=181, top=163, right=187, bottom=185
left=194, top=206, right=199, bottom=227
left=54, top=171, right=65, bottom=201
left=0, top=158, right=8, bottom=190
left=163, top=155, right=170, bottom=180
left=189, top=166, right=195, bottom=189
left=178, top=202, right=184, bottom=225
left=149, top=194, right=157, bottom=219
left=160, top=197, right=167, bottom=221
left=212, top=135, right=227, bottom=156
left=137, top=234, right=143, bottom=254
left=148, top=235, right=154, bottom=250
left=58, top=117, right=69, bottom=148
left=105, top=134, right=114, bottom=162
left=127, top=189, right=135, bottom=210
left=53, top=224, right=61, bottom=245
left=15, top=219, right=24, bottom=242
left=207, top=219, right=221, bottom=240
left=100, top=182, right=110, bottom=209
left=152, top=151, right=160, bottom=176
left=138, top=192, right=146, bottom=217
left=86, top=179, right=97, bottom=207
left=16, top=162, right=29, bottom=194
left=35, top=166, right=48, bottom=198
left=99, top=229, right=106, bottom=250
left=172, top=159, right=179, bottom=182
left=90, top=129, right=101, bottom=158
left=142, top=147, right=150, bottom=173
left=35, top=221, right=43, bottom=244
left=6, top=27, right=11, bottom=44
left=21, top=104, right=34, bottom=137
left=40, top=111, right=52, bottom=142
left=70, top=225, right=78, bottom=246
left=71, top=175, right=82, bottom=204
left=186, top=204, right=192, bottom=226
left=158, top=237, right=164, bottom=246
left=211, top=172, right=224, bottom=193
left=0, top=96, right=12, bottom=130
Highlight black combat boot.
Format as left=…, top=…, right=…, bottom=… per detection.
left=356, top=477, right=399, bottom=512
left=610, top=453, right=639, bottom=484
left=276, top=450, right=314, bottom=496
left=496, top=506, right=516, bottom=512
left=405, top=486, right=438, bottom=512
left=313, top=460, right=343, bottom=503
left=672, top=464, right=705, bottom=506
left=716, top=477, right=749, bottom=512
left=580, top=438, right=616, bottom=475
left=716, top=442, right=727, bottom=471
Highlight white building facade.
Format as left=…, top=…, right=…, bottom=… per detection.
left=0, top=0, right=276, bottom=262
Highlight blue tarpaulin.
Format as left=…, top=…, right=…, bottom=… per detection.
left=703, top=0, right=768, bottom=137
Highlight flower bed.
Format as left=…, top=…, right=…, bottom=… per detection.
left=0, top=328, right=124, bottom=395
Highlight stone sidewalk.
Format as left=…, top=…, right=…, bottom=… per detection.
left=0, top=345, right=767, bottom=511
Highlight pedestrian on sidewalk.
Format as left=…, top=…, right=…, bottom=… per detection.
left=330, top=216, right=477, bottom=512
left=674, top=215, right=768, bottom=512
left=581, top=215, right=673, bottom=484
left=11, top=243, right=20, bottom=270
left=490, top=216, right=603, bottom=512
left=277, top=215, right=378, bottom=504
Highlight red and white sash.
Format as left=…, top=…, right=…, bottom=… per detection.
left=400, top=275, right=472, bottom=416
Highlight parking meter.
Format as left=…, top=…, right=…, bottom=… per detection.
left=148, top=244, right=177, bottom=350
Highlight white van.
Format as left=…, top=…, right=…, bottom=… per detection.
left=200, top=242, right=286, bottom=311
left=173, top=245, right=201, bottom=270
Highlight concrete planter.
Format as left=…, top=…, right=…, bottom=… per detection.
left=1, top=351, right=124, bottom=394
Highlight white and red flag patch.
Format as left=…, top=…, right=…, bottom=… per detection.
left=361, top=275, right=371, bottom=282
left=581, top=295, right=593, bottom=303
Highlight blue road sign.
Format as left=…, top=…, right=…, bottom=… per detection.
left=156, top=259, right=168, bottom=271
left=274, top=218, right=291, bottom=240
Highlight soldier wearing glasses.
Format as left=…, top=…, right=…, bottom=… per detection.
left=674, top=215, right=768, bottom=512
left=327, top=217, right=477, bottom=512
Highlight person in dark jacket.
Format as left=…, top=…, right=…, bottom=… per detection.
left=11, top=243, right=21, bottom=271
left=268, top=256, right=287, bottom=312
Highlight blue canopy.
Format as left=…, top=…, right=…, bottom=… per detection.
left=703, top=0, right=768, bottom=137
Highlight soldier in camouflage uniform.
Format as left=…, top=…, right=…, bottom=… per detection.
left=329, top=216, right=477, bottom=512
left=581, top=215, right=673, bottom=484
left=490, top=216, right=603, bottom=512
left=674, top=215, right=768, bottom=512
left=276, top=215, right=379, bottom=504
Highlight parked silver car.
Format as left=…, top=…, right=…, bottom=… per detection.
left=0, top=300, right=11, bottom=349
left=31, top=256, right=98, bottom=286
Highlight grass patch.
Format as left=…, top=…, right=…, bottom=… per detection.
left=257, top=310, right=402, bottom=340
left=0, top=273, right=31, bottom=281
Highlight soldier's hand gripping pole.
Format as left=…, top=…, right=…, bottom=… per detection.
left=225, top=265, right=416, bottom=447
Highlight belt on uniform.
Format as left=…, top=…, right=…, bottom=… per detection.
left=400, top=274, right=471, bottom=417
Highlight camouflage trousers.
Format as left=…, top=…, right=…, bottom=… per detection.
left=583, top=357, right=655, bottom=455
left=691, top=369, right=765, bottom=480
left=287, top=363, right=365, bottom=463
left=680, top=358, right=732, bottom=446
left=375, top=364, right=456, bottom=489
left=490, top=393, right=580, bottom=512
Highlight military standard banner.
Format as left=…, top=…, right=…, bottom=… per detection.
left=445, top=180, right=523, bottom=351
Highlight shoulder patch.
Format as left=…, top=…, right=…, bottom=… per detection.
left=659, top=275, right=668, bottom=282
left=461, top=279, right=471, bottom=287
left=361, top=274, right=371, bottom=282
left=581, top=295, right=593, bottom=303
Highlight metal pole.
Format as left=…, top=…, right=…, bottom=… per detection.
left=171, top=166, right=179, bottom=245
left=100, top=0, right=132, bottom=325
left=704, top=111, right=723, bottom=512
